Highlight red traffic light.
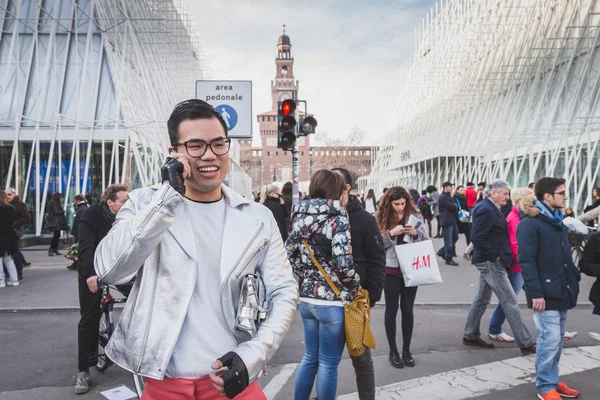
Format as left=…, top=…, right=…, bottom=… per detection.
left=281, top=99, right=296, bottom=116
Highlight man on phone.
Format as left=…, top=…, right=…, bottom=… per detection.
left=94, top=99, right=298, bottom=399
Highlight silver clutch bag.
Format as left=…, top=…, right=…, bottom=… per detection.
left=235, top=273, right=271, bottom=337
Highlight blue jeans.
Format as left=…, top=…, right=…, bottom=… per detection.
left=438, top=224, right=458, bottom=260
left=489, top=269, right=524, bottom=335
left=533, top=310, right=567, bottom=394
left=294, top=302, right=346, bottom=400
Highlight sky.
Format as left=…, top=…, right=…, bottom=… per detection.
left=182, top=0, right=438, bottom=146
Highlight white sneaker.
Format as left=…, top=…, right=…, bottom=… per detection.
left=564, top=331, right=578, bottom=341
left=0, top=283, right=5, bottom=288
left=488, top=332, right=515, bottom=342
left=6, top=280, right=18, bottom=287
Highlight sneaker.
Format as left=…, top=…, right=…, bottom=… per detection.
left=23, top=261, right=31, bottom=267
left=557, top=382, right=580, bottom=398
left=488, top=332, right=515, bottom=342
left=564, top=331, right=578, bottom=341
left=74, top=371, right=90, bottom=394
left=463, top=253, right=471, bottom=260
left=446, top=259, right=459, bottom=266
left=11, top=280, right=19, bottom=287
left=0, top=283, right=5, bottom=288
left=537, top=390, right=561, bottom=400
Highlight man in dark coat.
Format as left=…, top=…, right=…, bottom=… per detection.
left=517, top=177, right=581, bottom=399
left=580, top=231, right=600, bottom=316
left=67, top=195, right=88, bottom=271
left=75, top=184, right=128, bottom=394
left=281, top=182, right=293, bottom=235
left=261, top=185, right=288, bottom=242
left=436, top=181, right=459, bottom=265
left=333, top=167, right=385, bottom=400
left=463, top=180, right=535, bottom=354
left=6, top=188, right=31, bottom=280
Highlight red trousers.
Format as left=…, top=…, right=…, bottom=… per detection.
left=140, top=376, right=266, bottom=400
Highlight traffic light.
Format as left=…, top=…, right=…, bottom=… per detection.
left=299, top=116, right=317, bottom=136
left=278, top=100, right=297, bottom=150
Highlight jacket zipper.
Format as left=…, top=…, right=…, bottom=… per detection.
left=130, top=190, right=171, bottom=374
left=234, top=239, right=269, bottom=280
left=220, top=224, right=265, bottom=344
left=107, top=189, right=170, bottom=279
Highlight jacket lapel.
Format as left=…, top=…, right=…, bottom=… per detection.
left=219, top=205, right=264, bottom=284
left=167, top=205, right=197, bottom=262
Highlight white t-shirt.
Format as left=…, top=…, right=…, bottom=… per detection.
left=165, top=197, right=237, bottom=378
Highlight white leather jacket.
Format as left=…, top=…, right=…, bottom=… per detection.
left=94, top=184, right=298, bottom=381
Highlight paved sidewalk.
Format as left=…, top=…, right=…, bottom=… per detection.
left=1, top=237, right=594, bottom=311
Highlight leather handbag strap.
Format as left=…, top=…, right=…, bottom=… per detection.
left=302, top=240, right=341, bottom=297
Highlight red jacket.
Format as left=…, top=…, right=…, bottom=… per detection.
left=465, top=186, right=477, bottom=208
left=506, top=206, right=521, bottom=273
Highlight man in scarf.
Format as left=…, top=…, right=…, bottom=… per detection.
left=517, top=177, right=581, bottom=400
left=74, top=184, right=129, bottom=394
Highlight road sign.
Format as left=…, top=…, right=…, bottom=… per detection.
left=196, top=80, right=252, bottom=139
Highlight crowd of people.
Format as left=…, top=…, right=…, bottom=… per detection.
left=3, top=100, right=599, bottom=399
left=88, top=101, right=598, bottom=400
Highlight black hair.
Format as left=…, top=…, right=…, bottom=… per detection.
left=535, top=177, right=566, bottom=201
left=282, top=182, right=292, bottom=196
left=477, top=182, right=486, bottom=188
left=167, top=99, right=228, bottom=146
left=467, top=182, right=474, bottom=186
left=383, top=187, right=388, bottom=193
left=421, top=190, right=427, bottom=195
left=528, top=182, right=536, bottom=189
left=426, top=185, right=437, bottom=193
left=74, top=194, right=85, bottom=202
left=331, top=167, right=352, bottom=187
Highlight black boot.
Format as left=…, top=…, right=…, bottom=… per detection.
left=389, top=351, right=404, bottom=369
left=402, top=350, right=415, bottom=367
left=48, top=249, right=54, bottom=257
left=53, top=249, right=62, bottom=256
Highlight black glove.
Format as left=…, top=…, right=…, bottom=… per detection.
left=161, top=157, right=185, bottom=196
left=218, top=352, right=249, bottom=399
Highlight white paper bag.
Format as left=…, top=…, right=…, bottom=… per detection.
left=394, top=240, right=443, bottom=287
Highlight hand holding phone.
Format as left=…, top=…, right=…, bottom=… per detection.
left=161, top=150, right=189, bottom=196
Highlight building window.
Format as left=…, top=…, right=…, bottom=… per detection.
left=309, top=151, right=313, bottom=156
left=326, top=151, right=330, bottom=156
left=366, top=150, right=371, bottom=156
left=258, top=151, right=262, bottom=156
left=253, top=151, right=257, bottom=157
left=267, top=151, right=270, bottom=156
left=301, top=151, right=304, bottom=156
left=276, top=151, right=279, bottom=156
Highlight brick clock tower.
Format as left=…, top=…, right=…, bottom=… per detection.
left=255, top=28, right=310, bottom=186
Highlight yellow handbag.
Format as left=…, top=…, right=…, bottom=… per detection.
left=302, top=241, right=376, bottom=357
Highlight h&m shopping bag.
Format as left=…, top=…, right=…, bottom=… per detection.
left=394, top=240, right=443, bottom=287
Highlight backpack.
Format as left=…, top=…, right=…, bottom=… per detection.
left=419, top=198, right=432, bottom=218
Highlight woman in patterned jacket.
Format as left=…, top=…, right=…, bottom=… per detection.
left=286, top=169, right=360, bottom=400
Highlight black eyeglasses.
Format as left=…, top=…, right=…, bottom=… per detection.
left=174, top=137, right=231, bottom=158
left=554, top=191, right=567, bottom=196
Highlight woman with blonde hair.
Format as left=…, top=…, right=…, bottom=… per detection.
left=377, top=186, right=429, bottom=368
left=488, top=187, right=535, bottom=342
left=0, top=190, right=19, bottom=288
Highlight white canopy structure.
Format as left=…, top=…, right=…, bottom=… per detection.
left=361, top=0, right=600, bottom=212
left=0, top=0, right=251, bottom=234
